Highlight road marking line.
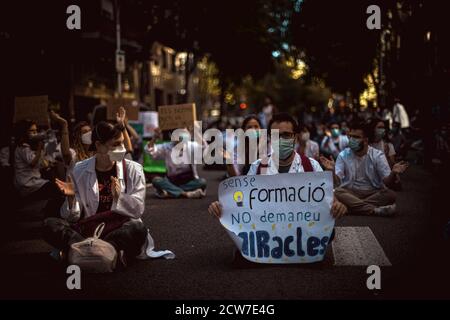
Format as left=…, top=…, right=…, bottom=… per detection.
left=332, top=226, right=391, bottom=266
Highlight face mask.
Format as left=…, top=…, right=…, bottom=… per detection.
left=81, top=131, right=92, bottom=145
left=331, top=128, right=340, bottom=138
left=107, top=144, right=126, bottom=162
left=375, top=128, right=385, bottom=140
left=301, top=132, right=310, bottom=142
left=349, top=137, right=364, bottom=152
left=273, top=138, right=295, bottom=160
left=247, top=129, right=260, bottom=139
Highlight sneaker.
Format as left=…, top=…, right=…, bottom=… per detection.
left=155, top=190, right=169, bottom=199
left=373, top=204, right=396, bottom=217
left=186, top=189, right=204, bottom=199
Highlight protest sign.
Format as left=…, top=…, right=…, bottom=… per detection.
left=139, top=111, right=159, bottom=138
left=158, top=103, right=196, bottom=131
left=218, top=172, right=334, bottom=264
left=106, top=98, right=139, bottom=121
left=14, top=95, right=49, bottom=125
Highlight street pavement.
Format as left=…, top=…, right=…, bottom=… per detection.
left=1, top=161, right=449, bottom=300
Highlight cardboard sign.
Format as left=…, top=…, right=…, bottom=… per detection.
left=14, top=95, right=49, bottom=125
left=139, top=111, right=159, bottom=138
left=106, top=98, right=139, bottom=121
left=218, top=172, right=334, bottom=264
left=158, top=103, right=196, bottom=131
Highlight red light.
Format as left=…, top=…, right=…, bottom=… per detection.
left=240, top=103, right=247, bottom=110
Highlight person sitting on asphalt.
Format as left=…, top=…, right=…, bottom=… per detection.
left=145, top=126, right=207, bottom=199
left=43, top=121, right=170, bottom=267
left=209, top=113, right=347, bottom=224
left=320, top=122, right=349, bottom=159
left=319, top=120, right=409, bottom=217
left=296, top=125, right=319, bottom=161
left=13, top=119, right=65, bottom=217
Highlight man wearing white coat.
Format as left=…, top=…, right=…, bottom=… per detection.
left=43, top=122, right=174, bottom=265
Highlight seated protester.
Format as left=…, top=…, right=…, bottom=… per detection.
left=320, top=121, right=408, bottom=217
left=13, top=120, right=65, bottom=215
left=226, top=114, right=267, bottom=177
left=146, top=127, right=207, bottom=199
left=368, top=119, right=396, bottom=168
left=208, top=113, right=348, bottom=264
left=43, top=121, right=173, bottom=265
left=320, top=122, right=349, bottom=159
left=390, top=122, right=408, bottom=161
left=296, top=125, right=319, bottom=161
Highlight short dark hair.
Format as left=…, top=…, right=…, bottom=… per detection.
left=349, top=120, right=371, bottom=138
left=268, top=113, right=299, bottom=135
left=89, top=121, right=122, bottom=151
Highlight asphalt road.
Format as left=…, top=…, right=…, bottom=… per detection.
left=1, top=162, right=449, bottom=300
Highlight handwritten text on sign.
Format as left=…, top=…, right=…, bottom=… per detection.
left=158, top=103, right=196, bottom=131
left=218, top=172, right=335, bottom=264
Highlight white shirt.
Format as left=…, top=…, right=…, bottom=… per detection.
left=335, top=147, right=391, bottom=190
left=247, top=152, right=323, bottom=175
left=14, top=144, right=48, bottom=196
left=60, top=157, right=174, bottom=260
left=146, top=141, right=203, bottom=179
left=321, top=135, right=349, bottom=158
left=371, top=140, right=396, bottom=157
left=299, top=140, right=320, bottom=160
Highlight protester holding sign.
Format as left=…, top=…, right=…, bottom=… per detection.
left=145, top=127, right=207, bottom=199
left=43, top=121, right=174, bottom=267
left=320, top=121, right=408, bottom=217
left=208, top=113, right=347, bottom=265
left=13, top=120, right=65, bottom=216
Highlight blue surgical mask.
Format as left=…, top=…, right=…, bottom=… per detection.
left=348, top=137, right=363, bottom=152
left=273, top=138, right=295, bottom=160
left=331, top=128, right=340, bottom=138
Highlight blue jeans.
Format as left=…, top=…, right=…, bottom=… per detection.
left=152, top=176, right=207, bottom=198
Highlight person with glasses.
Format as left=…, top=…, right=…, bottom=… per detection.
left=209, top=113, right=348, bottom=248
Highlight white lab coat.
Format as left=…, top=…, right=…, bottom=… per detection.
left=60, top=156, right=174, bottom=260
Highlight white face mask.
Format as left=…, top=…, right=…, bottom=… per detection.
left=107, top=144, right=126, bottom=162
left=81, top=131, right=92, bottom=145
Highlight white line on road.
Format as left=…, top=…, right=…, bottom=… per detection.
left=332, top=226, right=391, bottom=266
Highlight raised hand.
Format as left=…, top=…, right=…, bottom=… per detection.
left=116, top=106, right=126, bottom=127
left=55, top=177, right=75, bottom=196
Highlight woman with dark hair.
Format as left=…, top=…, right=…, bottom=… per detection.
left=225, top=114, right=266, bottom=177
left=44, top=121, right=173, bottom=266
